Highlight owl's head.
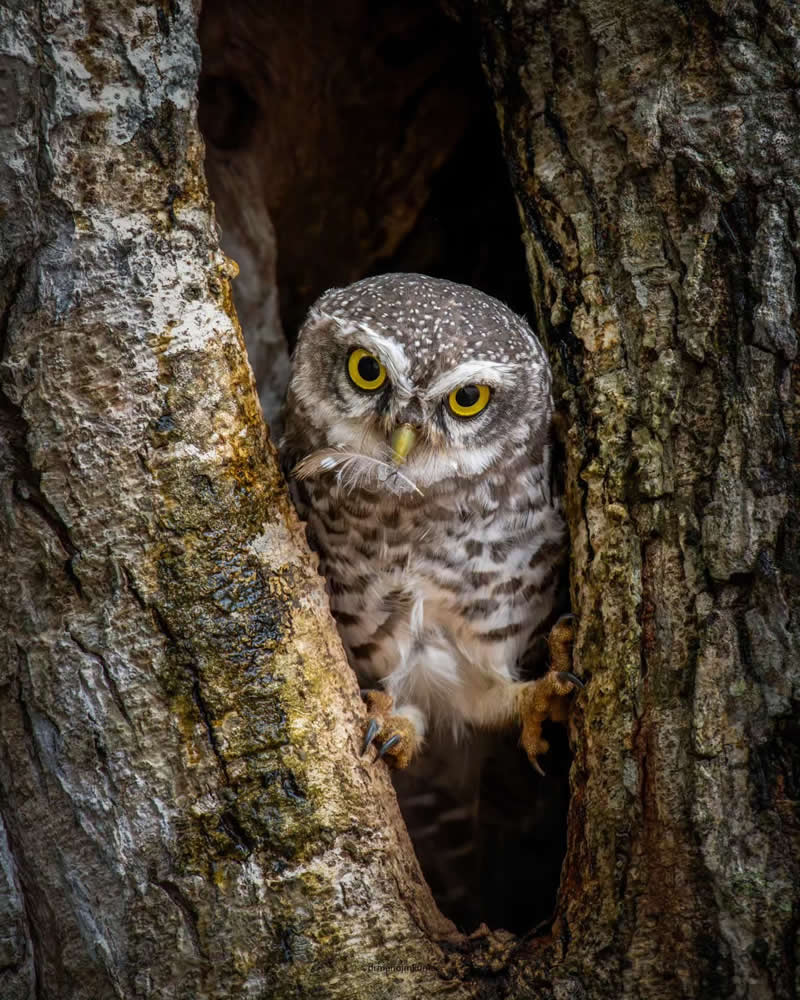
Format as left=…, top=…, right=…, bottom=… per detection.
left=285, top=273, right=553, bottom=493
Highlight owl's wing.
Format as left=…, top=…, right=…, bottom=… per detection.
left=283, top=464, right=312, bottom=524
left=277, top=395, right=313, bottom=522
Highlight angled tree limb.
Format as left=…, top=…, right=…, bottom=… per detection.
left=0, top=4, right=464, bottom=998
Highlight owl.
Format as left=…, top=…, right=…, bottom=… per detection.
left=280, top=273, right=580, bottom=776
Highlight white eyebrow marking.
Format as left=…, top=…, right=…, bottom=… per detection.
left=314, top=309, right=414, bottom=396
left=422, top=360, right=519, bottom=400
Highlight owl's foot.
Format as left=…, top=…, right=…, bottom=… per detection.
left=360, top=690, right=420, bottom=769
left=519, top=615, right=583, bottom=775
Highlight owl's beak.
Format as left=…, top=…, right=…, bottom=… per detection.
left=390, top=423, right=417, bottom=464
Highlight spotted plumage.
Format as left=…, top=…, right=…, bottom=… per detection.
left=281, top=273, right=577, bottom=929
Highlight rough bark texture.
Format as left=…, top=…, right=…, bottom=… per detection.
left=474, top=1, right=800, bottom=997
left=0, top=3, right=466, bottom=998
left=1, top=0, right=798, bottom=999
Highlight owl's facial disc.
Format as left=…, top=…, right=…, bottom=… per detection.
left=292, top=306, right=551, bottom=489
left=326, top=343, right=532, bottom=483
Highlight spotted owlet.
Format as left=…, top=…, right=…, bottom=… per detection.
left=281, top=272, right=579, bottom=779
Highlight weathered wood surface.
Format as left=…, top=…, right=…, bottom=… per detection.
left=0, top=3, right=461, bottom=998
left=475, top=1, right=799, bottom=996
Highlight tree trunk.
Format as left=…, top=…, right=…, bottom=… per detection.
left=473, top=1, right=799, bottom=996
left=0, top=2, right=797, bottom=1000
left=0, top=3, right=459, bottom=998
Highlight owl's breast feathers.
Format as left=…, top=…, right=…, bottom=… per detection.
left=299, top=454, right=565, bottom=735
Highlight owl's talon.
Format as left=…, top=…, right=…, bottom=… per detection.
left=519, top=616, right=582, bottom=771
left=362, top=718, right=381, bottom=756
left=372, top=718, right=418, bottom=769
left=359, top=690, right=420, bottom=768
left=377, top=734, right=402, bottom=758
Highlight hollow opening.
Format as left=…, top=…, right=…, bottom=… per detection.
left=198, top=0, right=572, bottom=937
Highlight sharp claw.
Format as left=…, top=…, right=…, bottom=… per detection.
left=362, top=718, right=380, bottom=755
left=555, top=612, right=576, bottom=626
left=558, top=670, right=585, bottom=689
left=377, top=734, right=402, bottom=759
left=532, top=757, right=546, bottom=777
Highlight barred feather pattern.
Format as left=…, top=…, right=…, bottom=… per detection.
left=300, top=454, right=564, bottom=740
left=281, top=273, right=567, bottom=930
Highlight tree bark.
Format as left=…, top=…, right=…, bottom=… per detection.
left=0, top=3, right=461, bottom=998
left=474, top=1, right=799, bottom=996
left=1, top=1, right=797, bottom=999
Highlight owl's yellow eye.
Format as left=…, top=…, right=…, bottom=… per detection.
left=448, top=383, right=491, bottom=418
left=347, top=348, right=387, bottom=391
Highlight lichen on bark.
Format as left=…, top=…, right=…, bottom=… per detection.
left=0, top=2, right=461, bottom=998
left=475, top=1, right=799, bottom=996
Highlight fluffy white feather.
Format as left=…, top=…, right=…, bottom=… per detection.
left=293, top=447, right=424, bottom=496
